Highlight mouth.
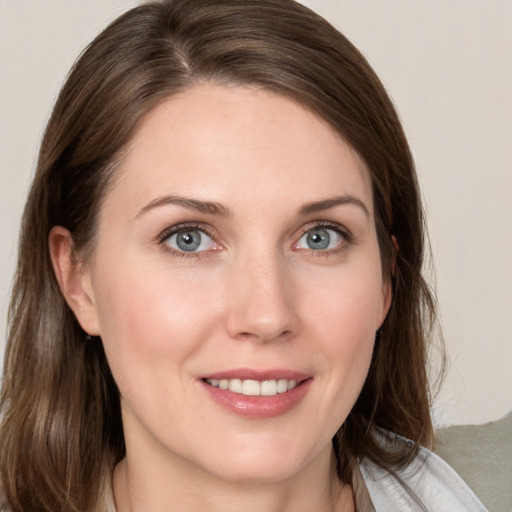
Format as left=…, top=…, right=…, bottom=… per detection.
left=203, top=378, right=299, bottom=396
left=200, top=370, right=312, bottom=419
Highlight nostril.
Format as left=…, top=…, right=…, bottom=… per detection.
left=238, top=329, right=292, bottom=342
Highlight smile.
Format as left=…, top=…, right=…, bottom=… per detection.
left=204, top=378, right=298, bottom=396
left=200, top=370, right=312, bottom=418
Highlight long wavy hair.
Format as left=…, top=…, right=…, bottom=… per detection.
left=0, top=0, right=441, bottom=510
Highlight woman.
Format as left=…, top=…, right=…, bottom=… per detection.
left=0, top=0, right=487, bottom=510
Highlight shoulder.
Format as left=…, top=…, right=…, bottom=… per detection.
left=359, top=434, right=488, bottom=512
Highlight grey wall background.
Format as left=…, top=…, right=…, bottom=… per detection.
left=1, top=0, right=511, bottom=427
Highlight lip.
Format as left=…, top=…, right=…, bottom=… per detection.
left=201, top=368, right=310, bottom=381
left=199, top=368, right=313, bottom=419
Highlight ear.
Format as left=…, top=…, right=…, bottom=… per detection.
left=49, top=226, right=101, bottom=336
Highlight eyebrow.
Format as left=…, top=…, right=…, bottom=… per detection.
left=135, top=195, right=232, bottom=218
left=298, top=195, right=370, bottom=218
left=135, top=193, right=369, bottom=220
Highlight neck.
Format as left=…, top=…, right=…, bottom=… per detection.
left=113, top=448, right=354, bottom=512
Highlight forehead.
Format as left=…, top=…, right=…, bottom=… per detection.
left=108, top=84, right=373, bottom=218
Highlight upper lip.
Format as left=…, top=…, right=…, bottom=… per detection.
left=200, top=368, right=311, bottom=382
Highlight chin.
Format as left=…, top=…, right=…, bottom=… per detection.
left=190, top=435, right=329, bottom=486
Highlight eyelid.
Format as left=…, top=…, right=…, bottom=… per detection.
left=157, top=222, right=222, bottom=256
left=292, top=221, right=352, bottom=252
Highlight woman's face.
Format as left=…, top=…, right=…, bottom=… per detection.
left=79, top=84, right=391, bottom=483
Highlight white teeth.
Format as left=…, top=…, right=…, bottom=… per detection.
left=260, top=380, right=277, bottom=396
left=205, top=378, right=300, bottom=396
left=277, top=379, right=288, bottom=393
left=242, top=379, right=260, bottom=396
left=228, top=379, right=242, bottom=393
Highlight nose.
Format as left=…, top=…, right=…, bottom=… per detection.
left=225, top=251, right=299, bottom=343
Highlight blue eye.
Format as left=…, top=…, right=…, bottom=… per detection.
left=296, top=226, right=344, bottom=251
left=163, top=229, right=215, bottom=252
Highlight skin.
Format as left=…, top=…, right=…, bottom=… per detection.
left=51, top=84, right=391, bottom=512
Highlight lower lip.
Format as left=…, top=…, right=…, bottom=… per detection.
left=200, top=379, right=313, bottom=419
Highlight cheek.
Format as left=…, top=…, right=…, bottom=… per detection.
left=304, top=259, right=385, bottom=345
left=311, top=289, right=376, bottom=386
left=300, top=258, right=384, bottom=395
left=91, top=258, right=223, bottom=387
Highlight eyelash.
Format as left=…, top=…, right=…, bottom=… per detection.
left=157, top=223, right=218, bottom=259
left=294, top=221, right=352, bottom=255
left=156, top=221, right=352, bottom=259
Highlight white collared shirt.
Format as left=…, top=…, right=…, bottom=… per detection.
left=357, top=446, right=488, bottom=511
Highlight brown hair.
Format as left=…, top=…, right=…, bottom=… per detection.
left=0, top=0, right=441, bottom=510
